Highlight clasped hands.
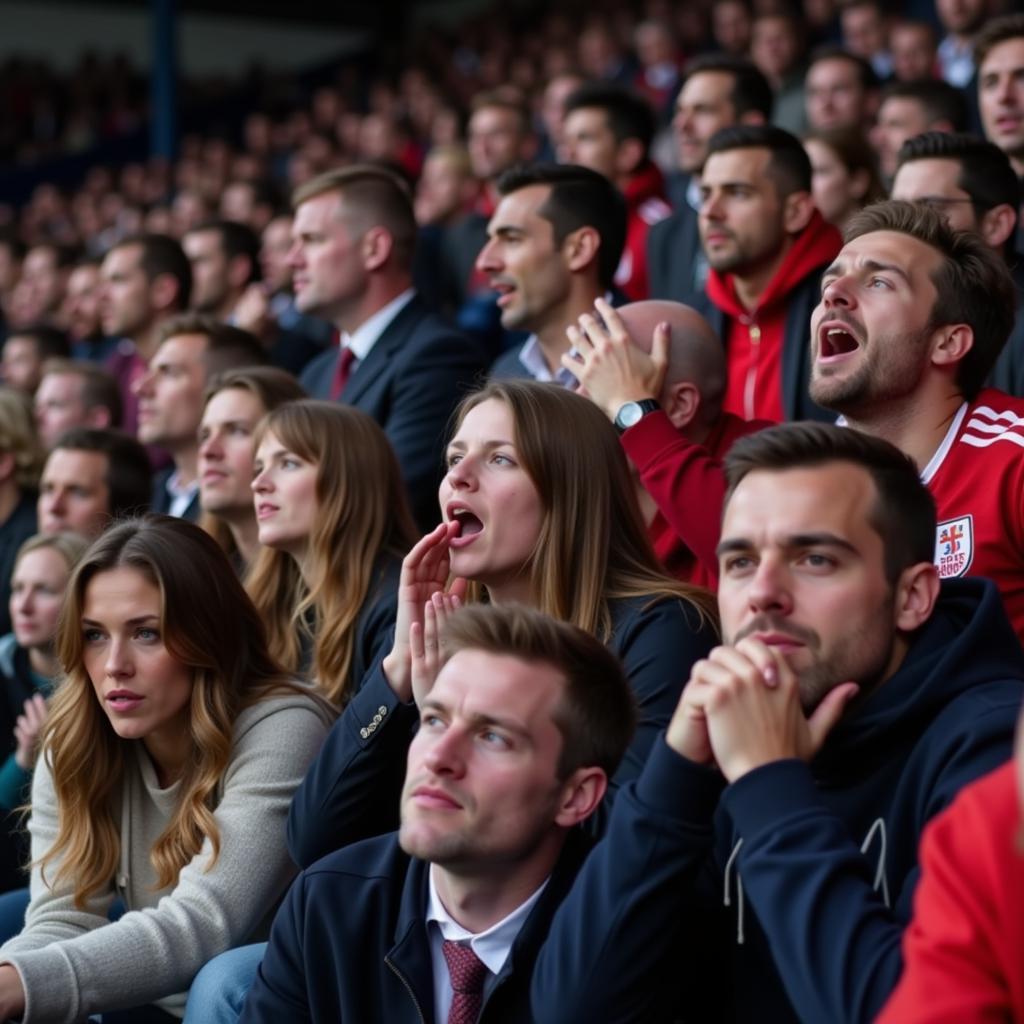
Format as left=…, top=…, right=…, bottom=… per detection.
left=667, top=639, right=859, bottom=783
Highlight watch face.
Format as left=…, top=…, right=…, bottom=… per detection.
left=619, top=402, right=642, bottom=427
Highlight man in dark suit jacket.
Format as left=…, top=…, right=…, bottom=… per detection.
left=240, top=604, right=635, bottom=1024
left=135, top=315, right=268, bottom=522
left=648, top=56, right=773, bottom=303
left=484, top=164, right=627, bottom=386
left=294, top=166, right=488, bottom=529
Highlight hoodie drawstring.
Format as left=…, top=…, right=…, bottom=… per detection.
left=723, top=838, right=745, bottom=944
left=860, top=818, right=890, bottom=907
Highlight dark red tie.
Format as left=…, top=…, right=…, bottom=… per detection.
left=330, top=346, right=356, bottom=400
left=442, top=939, right=488, bottom=1024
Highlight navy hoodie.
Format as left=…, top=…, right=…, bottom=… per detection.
left=530, top=578, right=1024, bottom=1024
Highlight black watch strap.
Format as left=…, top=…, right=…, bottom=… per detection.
left=613, top=399, right=661, bottom=434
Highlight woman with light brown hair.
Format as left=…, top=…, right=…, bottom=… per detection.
left=0, top=516, right=332, bottom=1022
left=290, top=379, right=719, bottom=865
left=246, top=400, right=418, bottom=707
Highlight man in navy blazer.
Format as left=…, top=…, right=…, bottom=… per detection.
left=293, top=166, right=488, bottom=529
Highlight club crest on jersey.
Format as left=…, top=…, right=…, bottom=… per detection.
left=935, top=514, right=973, bottom=578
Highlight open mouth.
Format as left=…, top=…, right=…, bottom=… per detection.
left=450, top=508, right=484, bottom=538
left=819, top=325, right=860, bottom=360
left=491, top=281, right=517, bottom=306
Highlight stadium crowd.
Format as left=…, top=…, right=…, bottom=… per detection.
left=0, top=0, right=1022, bottom=1019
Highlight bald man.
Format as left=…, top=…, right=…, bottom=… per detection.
left=567, top=297, right=773, bottom=586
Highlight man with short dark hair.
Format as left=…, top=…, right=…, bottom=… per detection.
left=481, top=164, right=627, bottom=383
left=809, top=200, right=1024, bottom=636
left=38, top=428, right=152, bottom=539
left=240, top=603, right=636, bottom=1022
left=182, top=219, right=261, bottom=321
left=293, top=165, right=488, bottom=529
left=134, top=314, right=267, bottom=522
left=534, top=422, right=1023, bottom=1024
left=694, top=124, right=840, bottom=421
left=937, top=0, right=988, bottom=88
left=841, top=0, right=892, bottom=79
left=648, top=55, right=773, bottom=303
left=805, top=46, right=880, bottom=132
left=0, top=326, right=71, bottom=396
left=17, top=243, right=77, bottom=328
left=61, top=258, right=117, bottom=363
left=872, top=80, right=967, bottom=180
left=99, top=233, right=192, bottom=440
left=890, top=131, right=1024, bottom=395
left=561, top=83, right=670, bottom=301
left=34, top=358, right=121, bottom=449
left=889, top=19, right=938, bottom=83
left=975, top=14, right=1024, bottom=179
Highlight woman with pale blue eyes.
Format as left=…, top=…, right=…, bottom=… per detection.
left=0, top=516, right=333, bottom=1022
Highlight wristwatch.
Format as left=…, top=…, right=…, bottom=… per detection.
left=613, top=399, right=660, bottom=434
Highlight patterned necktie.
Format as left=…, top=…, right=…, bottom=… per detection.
left=442, top=939, right=488, bottom=1024
left=330, top=345, right=356, bottom=400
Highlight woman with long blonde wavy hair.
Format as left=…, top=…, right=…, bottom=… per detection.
left=246, top=399, right=418, bottom=707
left=289, top=379, right=720, bottom=866
left=0, top=516, right=333, bottom=1023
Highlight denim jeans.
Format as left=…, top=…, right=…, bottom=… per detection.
left=183, top=943, right=266, bottom=1024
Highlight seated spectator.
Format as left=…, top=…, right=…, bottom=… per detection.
left=876, top=701, right=1024, bottom=1023
left=33, top=358, right=121, bottom=450
left=0, top=391, right=43, bottom=638
left=239, top=604, right=635, bottom=1023
left=0, top=532, right=87, bottom=892
left=182, top=220, right=261, bottom=322
left=694, top=124, right=840, bottom=421
left=247, top=401, right=417, bottom=706
left=805, top=45, right=880, bottom=132
left=889, top=19, right=938, bottom=83
left=288, top=379, right=718, bottom=869
left=38, top=428, right=152, bottom=540
left=483, top=164, right=626, bottom=384
left=871, top=79, right=967, bottom=182
left=531, top=423, right=1023, bottom=1024
left=888, top=132, right=1024, bottom=396
left=0, top=516, right=334, bottom=1021
left=198, top=367, right=306, bottom=571
left=0, top=326, right=71, bottom=398
left=135, top=314, right=267, bottom=522
left=561, top=83, right=671, bottom=301
left=937, top=0, right=987, bottom=88
left=292, top=166, right=489, bottom=530
left=16, top=245, right=76, bottom=330
left=976, top=16, right=1024, bottom=181
left=840, top=0, right=892, bottom=80
left=751, top=13, right=808, bottom=136
left=803, top=128, right=885, bottom=233
left=567, top=297, right=772, bottom=588
left=60, top=258, right=117, bottom=364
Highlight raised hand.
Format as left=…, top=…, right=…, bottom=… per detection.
left=382, top=522, right=466, bottom=702
left=14, top=693, right=48, bottom=771
left=410, top=590, right=463, bottom=707
left=563, top=296, right=669, bottom=419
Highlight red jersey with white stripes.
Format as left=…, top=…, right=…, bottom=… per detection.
left=924, top=389, right=1024, bottom=638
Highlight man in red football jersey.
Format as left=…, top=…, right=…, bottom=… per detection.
left=808, top=199, right=1024, bottom=637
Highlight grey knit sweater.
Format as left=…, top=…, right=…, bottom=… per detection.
left=0, top=690, right=334, bottom=1023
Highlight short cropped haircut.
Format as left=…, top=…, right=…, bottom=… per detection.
left=186, top=219, right=262, bottom=285
left=41, top=358, right=122, bottom=427
left=496, top=163, right=628, bottom=290
left=157, top=313, right=268, bottom=376
left=564, top=83, right=657, bottom=154
left=706, top=124, right=812, bottom=195
left=292, top=164, right=418, bottom=270
left=109, top=233, right=192, bottom=311
left=443, top=604, right=637, bottom=780
left=880, top=79, right=968, bottom=133
left=469, top=90, right=532, bottom=134
left=51, top=428, right=152, bottom=520
left=6, top=325, right=71, bottom=362
left=845, top=200, right=1017, bottom=400
left=724, top=422, right=936, bottom=583
left=27, top=242, right=80, bottom=270
left=203, top=365, right=306, bottom=413
left=681, top=54, right=775, bottom=120
left=974, top=13, right=1024, bottom=69
left=896, top=131, right=1020, bottom=214
left=808, top=45, right=880, bottom=91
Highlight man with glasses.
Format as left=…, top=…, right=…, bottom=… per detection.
left=890, top=131, right=1024, bottom=395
